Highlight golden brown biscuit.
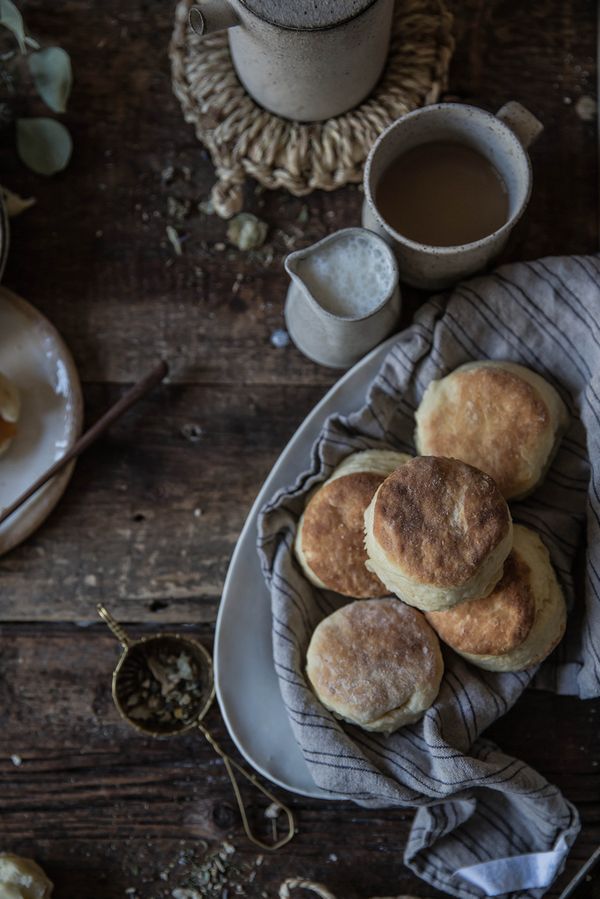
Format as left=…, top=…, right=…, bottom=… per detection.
left=295, top=450, right=411, bottom=598
left=306, top=598, right=444, bottom=732
left=0, top=371, right=20, bottom=457
left=427, top=550, right=535, bottom=656
left=414, top=361, right=569, bottom=499
left=364, top=456, right=513, bottom=611
left=426, top=525, right=566, bottom=671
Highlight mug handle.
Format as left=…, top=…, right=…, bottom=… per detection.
left=497, top=101, right=544, bottom=149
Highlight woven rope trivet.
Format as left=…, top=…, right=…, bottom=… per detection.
left=170, top=0, right=454, bottom=218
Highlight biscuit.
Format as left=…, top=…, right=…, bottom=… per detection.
left=364, top=456, right=513, bottom=611
left=295, top=449, right=411, bottom=598
left=306, top=598, right=444, bottom=732
left=0, top=371, right=20, bottom=457
left=0, top=853, right=53, bottom=898
left=426, top=524, right=566, bottom=671
left=414, top=361, right=569, bottom=499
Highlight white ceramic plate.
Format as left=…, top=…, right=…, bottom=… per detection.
left=214, top=334, right=399, bottom=798
left=0, top=287, right=83, bottom=556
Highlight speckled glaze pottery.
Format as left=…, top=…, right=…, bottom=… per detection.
left=188, top=0, right=395, bottom=122
left=284, top=227, right=401, bottom=369
left=362, top=101, right=543, bottom=290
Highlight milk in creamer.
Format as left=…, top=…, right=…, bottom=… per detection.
left=296, top=231, right=395, bottom=319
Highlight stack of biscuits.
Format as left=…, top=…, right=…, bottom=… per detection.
left=295, top=361, right=570, bottom=734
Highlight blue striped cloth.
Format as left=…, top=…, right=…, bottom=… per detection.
left=258, top=255, right=600, bottom=898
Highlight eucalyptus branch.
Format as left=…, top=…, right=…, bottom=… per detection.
left=0, top=0, right=73, bottom=174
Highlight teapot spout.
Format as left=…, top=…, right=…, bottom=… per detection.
left=189, top=0, right=239, bottom=36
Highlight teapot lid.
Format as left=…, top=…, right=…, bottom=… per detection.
left=238, top=0, right=379, bottom=31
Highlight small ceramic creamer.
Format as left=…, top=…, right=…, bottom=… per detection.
left=189, top=0, right=395, bottom=122
left=284, top=228, right=401, bottom=369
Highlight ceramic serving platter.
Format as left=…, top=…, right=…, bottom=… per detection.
left=0, top=287, right=83, bottom=556
left=214, top=334, right=399, bottom=799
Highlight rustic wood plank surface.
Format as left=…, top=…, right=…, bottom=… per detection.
left=0, top=1, right=598, bottom=897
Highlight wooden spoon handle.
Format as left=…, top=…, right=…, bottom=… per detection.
left=0, top=360, right=169, bottom=527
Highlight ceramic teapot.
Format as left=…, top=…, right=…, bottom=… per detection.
left=189, top=0, right=395, bottom=122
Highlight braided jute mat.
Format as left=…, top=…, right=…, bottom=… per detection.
left=170, top=0, right=454, bottom=219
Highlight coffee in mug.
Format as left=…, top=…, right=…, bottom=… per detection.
left=375, top=141, right=509, bottom=247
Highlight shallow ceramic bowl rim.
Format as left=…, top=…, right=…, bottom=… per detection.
left=0, top=287, right=84, bottom=556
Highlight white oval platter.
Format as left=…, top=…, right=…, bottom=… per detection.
left=214, top=334, right=399, bottom=799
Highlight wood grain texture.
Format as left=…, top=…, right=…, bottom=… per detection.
left=0, top=0, right=598, bottom=897
left=0, top=625, right=598, bottom=898
left=0, top=382, right=325, bottom=622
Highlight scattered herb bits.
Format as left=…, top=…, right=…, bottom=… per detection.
left=116, top=637, right=211, bottom=734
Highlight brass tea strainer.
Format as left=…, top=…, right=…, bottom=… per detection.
left=97, top=605, right=295, bottom=851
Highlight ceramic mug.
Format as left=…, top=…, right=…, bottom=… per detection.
left=284, top=228, right=401, bottom=369
left=362, top=101, right=543, bottom=289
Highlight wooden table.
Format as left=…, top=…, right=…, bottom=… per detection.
left=0, top=2, right=598, bottom=897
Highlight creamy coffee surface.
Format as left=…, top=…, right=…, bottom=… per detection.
left=376, top=141, right=509, bottom=247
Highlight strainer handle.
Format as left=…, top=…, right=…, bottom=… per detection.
left=97, top=604, right=132, bottom=649
left=279, top=880, right=338, bottom=899
left=197, top=722, right=295, bottom=851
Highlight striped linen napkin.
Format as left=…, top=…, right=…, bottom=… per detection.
left=258, top=254, right=600, bottom=899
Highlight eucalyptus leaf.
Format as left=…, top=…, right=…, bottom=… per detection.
left=16, top=117, right=72, bottom=175
left=0, top=0, right=26, bottom=53
left=29, top=47, right=72, bottom=113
